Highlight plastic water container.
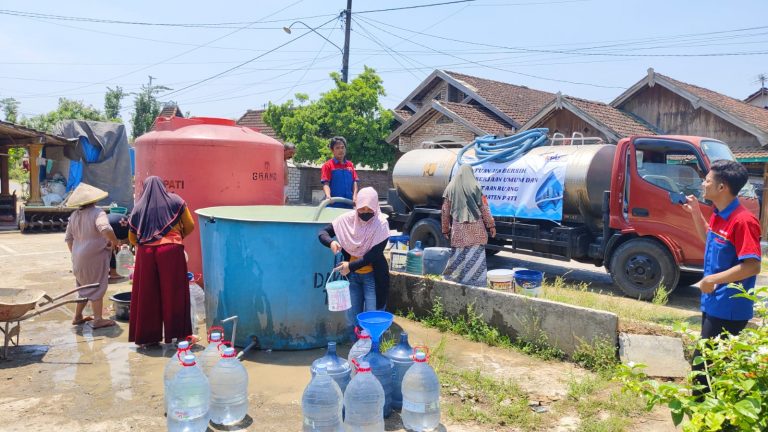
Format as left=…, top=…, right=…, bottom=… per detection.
left=311, top=342, right=352, bottom=393
left=209, top=347, right=249, bottom=426
left=515, top=269, right=543, bottom=297
left=348, top=329, right=372, bottom=377
left=325, top=270, right=351, bottom=312
left=163, top=341, right=192, bottom=412
left=384, top=332, right=414, bottom=411
left=406, top=241, right=424, bottom=275
left=200, top=331, right=223, bottom=376
left=302, top=364, right=344, bottom=432
left=188, top=272, right=205, bottom=336
left=401, top=352, right=441, bottom=431
left=167, top=354, right=210, bottom=432
left=422, top=247, right=451, bottom=276
left=343, top=361, right=385, bottom=432
left=487, top=269, right=515, bottom=291
left=115, top=245, right=134, bottom=277
left=360, top=340, right=394, bottom=418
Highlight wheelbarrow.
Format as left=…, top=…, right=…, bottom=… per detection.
left=0, top=283, right=99, bottom=360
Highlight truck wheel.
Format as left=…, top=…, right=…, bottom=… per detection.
left=410, top=218, right=449, bottom=248
left=609, top=238, right=679, bottom=300
left=677, top=271, right=703, bottom=287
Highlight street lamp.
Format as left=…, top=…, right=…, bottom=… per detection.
left=283, top=21, right=343, bottom=55
left=283, top=18, right=350, bottom=83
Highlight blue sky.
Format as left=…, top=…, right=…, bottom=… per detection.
left=1, top=0, right=766, bottom=128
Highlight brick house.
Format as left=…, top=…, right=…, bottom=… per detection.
left=745, top=87, right=768, bottom=110
left=150, top=103, right=184, bottom=130
left=388, top=70, right=554, bottom=150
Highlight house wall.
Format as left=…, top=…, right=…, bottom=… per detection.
left=536, top=110, right=613, bottom=143
left=399, top=111, right=477, bottom=152
left=747, top=94, right=768, bottom=109
left=413, top=82, right=448, bottom=109
left=295, top=166, right=392, bottom=204
left=620, top=84, right=761, bottom=148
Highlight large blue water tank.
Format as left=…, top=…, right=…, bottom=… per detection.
left=196, top=205, right=351, bottom=350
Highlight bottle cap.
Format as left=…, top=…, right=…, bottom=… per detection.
left=414, top=352, right=427, bottom=362
left=177, top=341, right=190, bottom=350
left=210, top=332, right=222, bottom=341
left=355, top=327, right=370, bottom=339
left=181, top=354, right=196, bottom=366
left=356, top=361, right=371, bottom=373
left=221, top=347, right=236, bottom=358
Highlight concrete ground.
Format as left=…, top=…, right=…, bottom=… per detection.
left=0, top=232, right=679, bottom=431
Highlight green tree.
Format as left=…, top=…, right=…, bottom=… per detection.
left=263, top=67, right=395, bottom=169
left=0, top=97, right=19, bottom=123
left=22, top=97, right=107, bottom=133
left=130, top=76, right=170, bottom=139
left=104, top=86, right=126, bottom=120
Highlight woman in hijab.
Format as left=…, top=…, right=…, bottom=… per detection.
left=441, top=164, right=496, bottom=287
left=318, top=187, right=390, bottom=333
left=64, top=183, right=119, bottom=328
left=128, top=176, right=195, bottom=347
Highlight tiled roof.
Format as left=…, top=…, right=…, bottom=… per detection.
left=236, top=109, right=281, bottom=142
left=394, top=109, right=412, bottom=121
left=565, top=96, right=656, bottom=137
left=437, top=101, right=514, bottom=135
left=444, top=71, right=555, bottom=126
left=158, top=104, right=182, bottom=118
left=730, top=145, right=768, bottom=161
left=659, top=74, right=768, bottom=132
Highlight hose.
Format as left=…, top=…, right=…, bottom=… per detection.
left=456, top=128, right=550, bottom=166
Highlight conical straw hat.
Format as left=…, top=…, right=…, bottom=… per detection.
left=64, top=183, right=108, bottom=207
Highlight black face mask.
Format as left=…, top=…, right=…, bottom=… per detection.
left=358, top=212, right=374, bottom=222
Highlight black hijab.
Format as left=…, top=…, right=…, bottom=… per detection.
left=129, top=176, right=186, bottom=245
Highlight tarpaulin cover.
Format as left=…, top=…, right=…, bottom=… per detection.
left=53, top=120, right=133, bottom=209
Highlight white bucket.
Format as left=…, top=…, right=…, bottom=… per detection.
left=487, top=269, right=515, bottom=291
left=326, top=270, right=351, bottom=312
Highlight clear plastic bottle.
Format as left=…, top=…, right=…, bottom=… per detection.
left=115, top=244, right=134, bottom=277
left=199, top=332, right=223, bottom=377
left=187, top=272, right=205, bottom=337
left=401, top=352, right=441, bottom=432
left=209, top=347, right=249, bottom=426
left=360, top=340, right=394, bottom=418
left=164, top=341, right=192, bottom=412
left=343, top=361, right=385, bottom=432
left=302, top=364, right=344, bottom=432
left=384, top=332, right=414, bottom=411
left=311, top=342, right=352, bottom=393
left=348, top=329, right=372, bottom=377
left=167, top=354, right=210, bottom=432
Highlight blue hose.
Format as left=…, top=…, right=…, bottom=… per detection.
left=457, top=128, right=550, bottom=166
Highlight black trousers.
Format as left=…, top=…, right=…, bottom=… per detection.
left=691, top=312, right=748, bottom=396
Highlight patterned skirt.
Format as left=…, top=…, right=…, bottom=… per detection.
left=443, top=245, right=488, bottom=288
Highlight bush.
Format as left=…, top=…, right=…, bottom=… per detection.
left=617, top=285, right=768, bottom=431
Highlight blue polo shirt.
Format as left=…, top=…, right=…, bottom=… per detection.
left=702, top=198, right=761, bottom=321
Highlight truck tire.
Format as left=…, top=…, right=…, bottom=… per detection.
left=410, top=218, right=449, bottom=248
left=609, top=238, right=679, bottom=300
left=677, top=271, right=703, bottom=287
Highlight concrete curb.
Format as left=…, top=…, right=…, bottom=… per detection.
left=387, top=272, right=619, bottom=356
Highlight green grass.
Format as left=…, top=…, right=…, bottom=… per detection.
left=563, top=373, right=647, bottom=432
left=541, top=276, right=699, bottom=331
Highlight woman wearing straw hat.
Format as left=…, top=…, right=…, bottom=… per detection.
left=128, top=176, right=195, bottom=347
left=318, top=187, right=391, bottom=335
left=441, top=164, right=496, bottom=287
left=64, top=183, right=120, bottom=328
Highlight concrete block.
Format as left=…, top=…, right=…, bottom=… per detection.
left=387, top=273, right=618, bottom=356
left=619, top=333, right=690, bottom=378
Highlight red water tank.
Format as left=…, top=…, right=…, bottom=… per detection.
left=134, top=116, right=283, bottom=279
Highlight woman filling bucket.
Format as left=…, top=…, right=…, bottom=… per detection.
left=318, top=187, right=390, bottom=337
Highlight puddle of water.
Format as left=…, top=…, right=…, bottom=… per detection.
left=102, top=342, right=134, bottom=401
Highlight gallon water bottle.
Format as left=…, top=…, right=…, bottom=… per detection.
left=115, top=244, right=134, bottom=277
left=187, top=273, right=205, bottom=337
left=348, top=328, right=372, bottom=377
left=406, top=241, right=424, bottom=275
left=200, top=331, right=223, bottom=377
left=384, top=332, right=414, bottom=411
left=311, top=342, right=352, bottom=393
left=343, top=361, right=385, bottom=432
left=360, top=340, right=394, bottom=418
left=167, top=354, right=210, bottom=432
left=164, top=341, right=192, bottom=412
left=209, top=347, right=249, bottom=426
left=302, top=364, right=344, bottom=432
left=401, top=351, right=441, bottom=432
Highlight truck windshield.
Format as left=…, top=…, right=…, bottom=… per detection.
left=701, top=140, right=757, bottom=199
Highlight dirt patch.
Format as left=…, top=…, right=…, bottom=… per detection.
left=619, top=319, right=680, bottom=337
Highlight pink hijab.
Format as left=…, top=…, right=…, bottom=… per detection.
left=332, top=187, right=390, bottom=258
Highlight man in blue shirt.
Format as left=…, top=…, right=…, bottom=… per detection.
left=683, top=159, right=761, bottom=395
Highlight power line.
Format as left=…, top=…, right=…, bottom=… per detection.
left=352, top=19, right=427, bottom=81
left=274, top=25, right=340, bottom=103
left=356, top=0, right=475, bottom=14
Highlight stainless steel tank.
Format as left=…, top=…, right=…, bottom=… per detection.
left=392, top=145, right=616, bottom=225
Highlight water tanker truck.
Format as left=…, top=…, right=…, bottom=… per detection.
left=385, top=133, right=759, bottom=300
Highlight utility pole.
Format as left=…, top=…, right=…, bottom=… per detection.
left=342, top=0, right=352, bottom=83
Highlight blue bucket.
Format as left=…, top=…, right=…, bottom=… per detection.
left=514, top=269, right=543, bottom=297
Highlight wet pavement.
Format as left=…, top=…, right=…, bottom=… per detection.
left=0, top=231, right=678, bottom=431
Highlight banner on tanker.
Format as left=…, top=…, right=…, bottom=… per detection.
left=461, top=153, right=568, bottom=221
